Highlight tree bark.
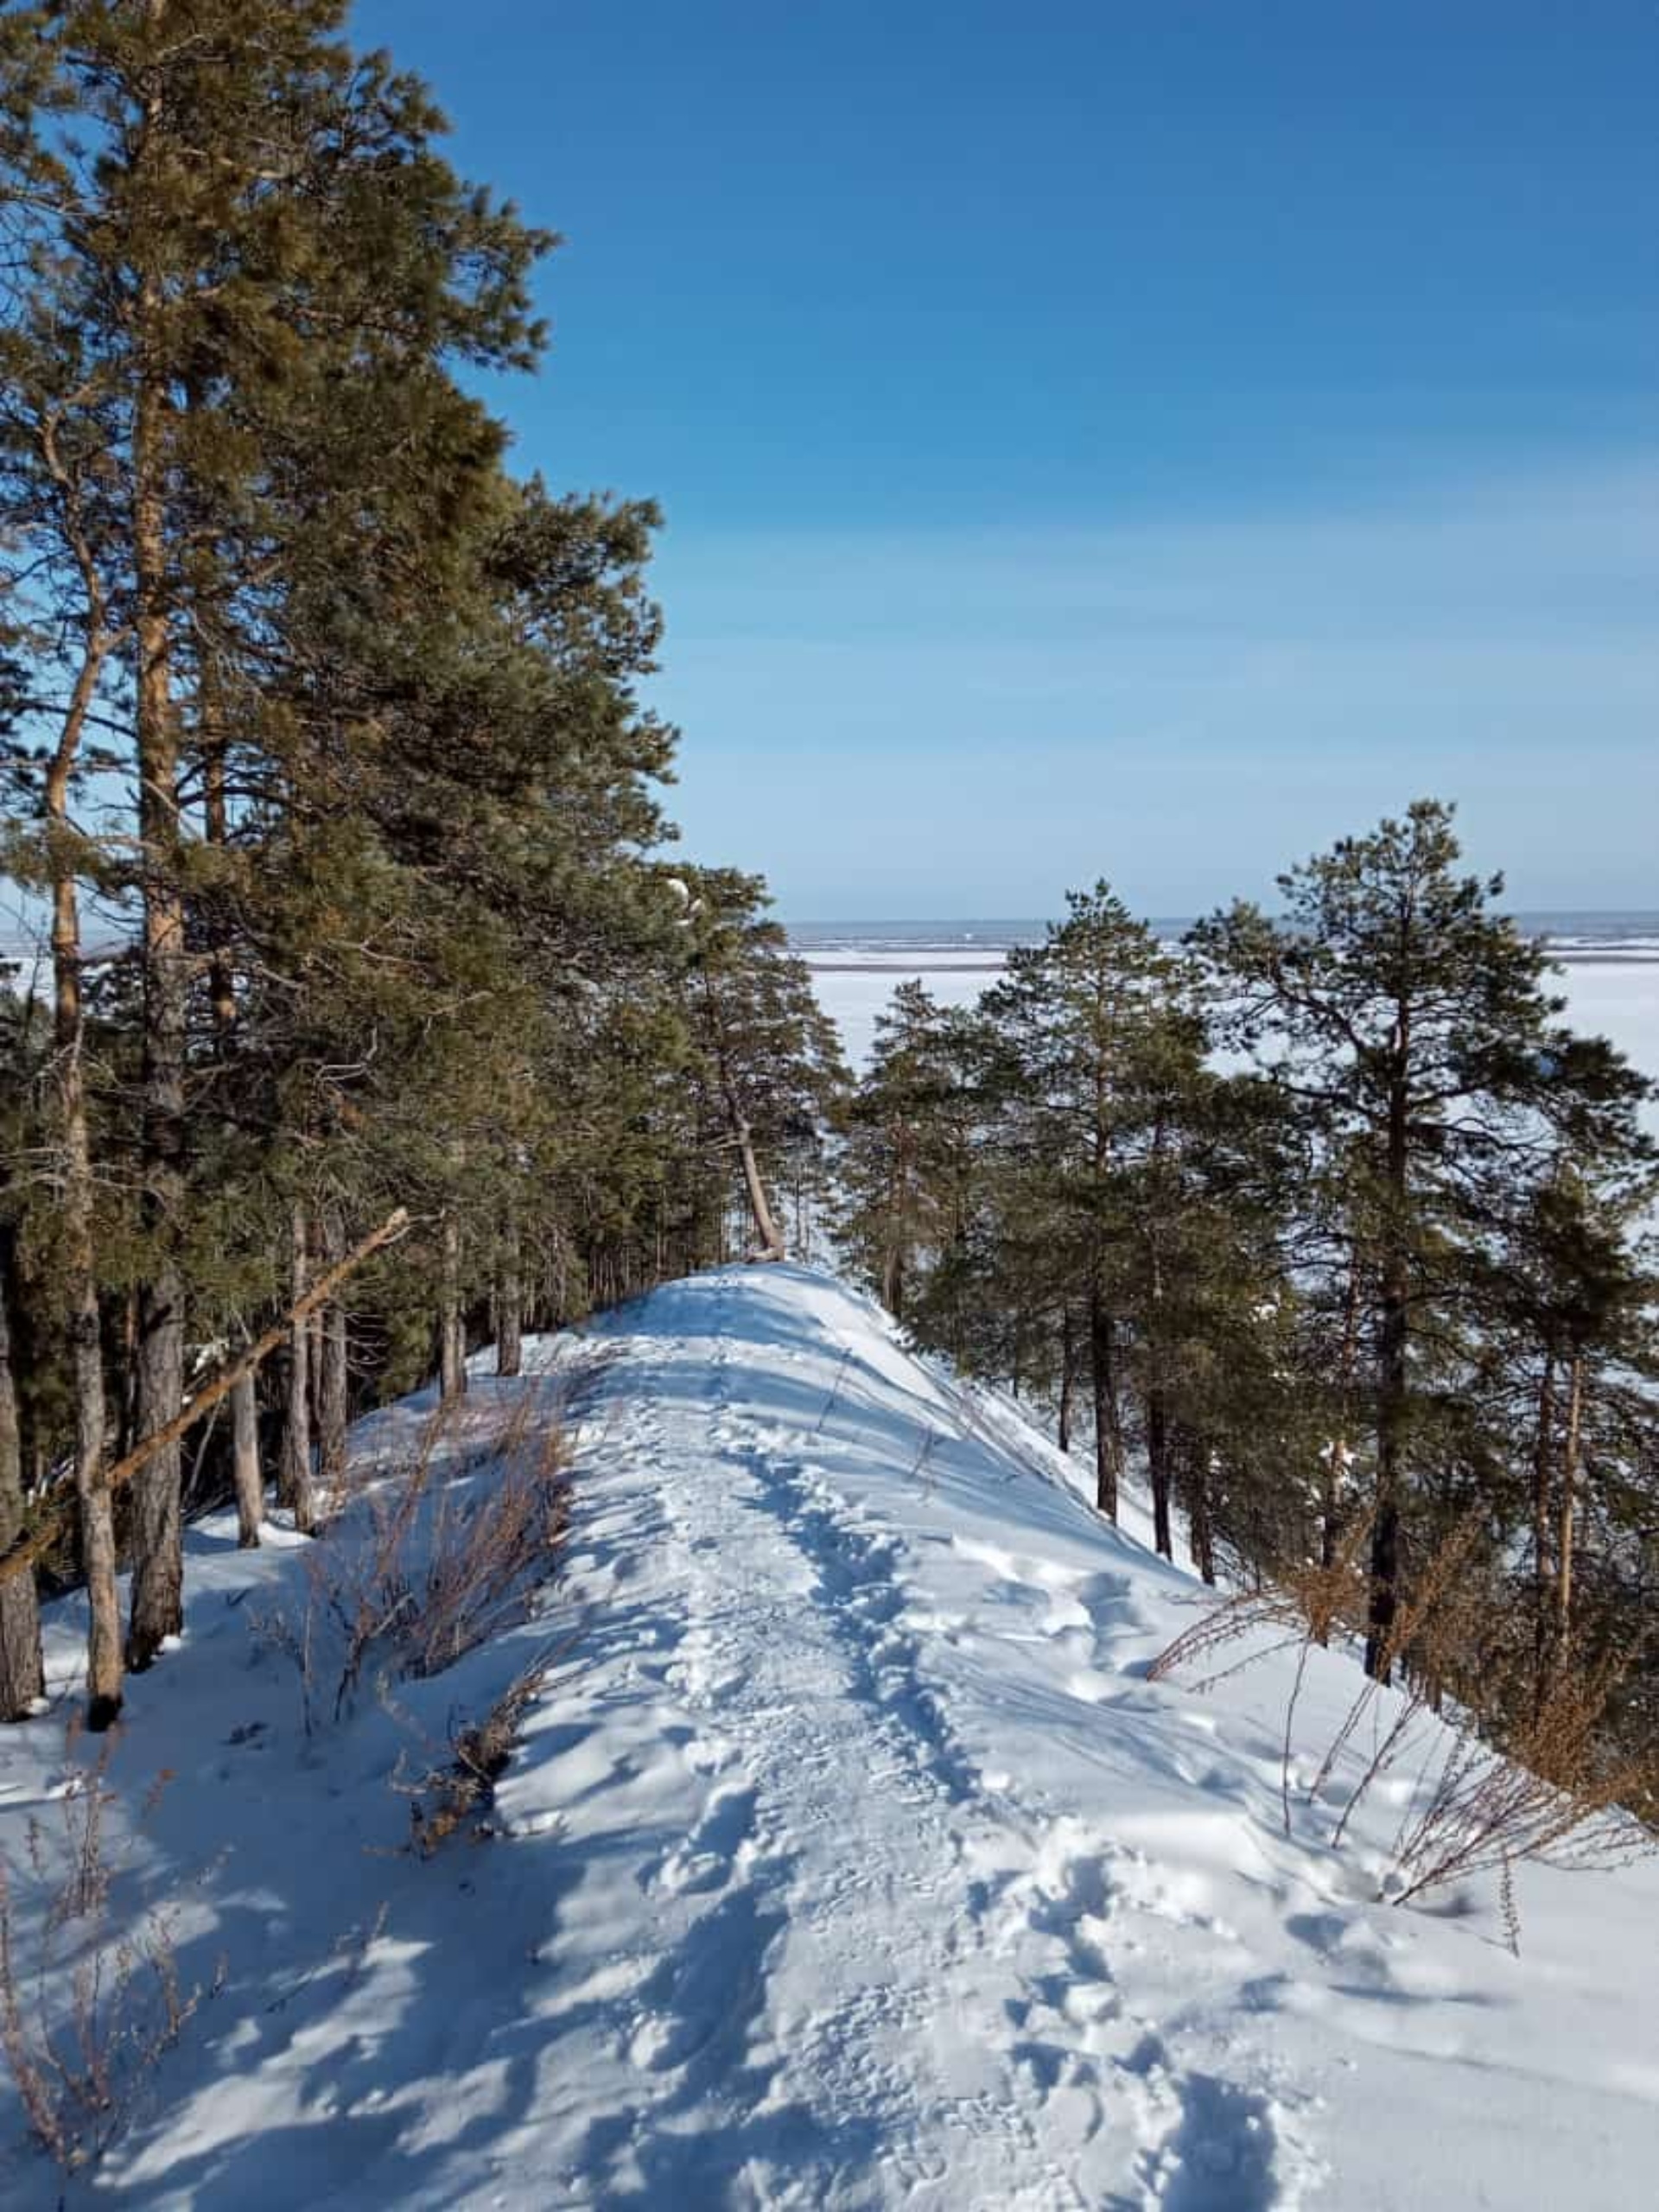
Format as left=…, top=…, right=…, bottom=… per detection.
left=0, top=1232, right=44, bottom=1720
left=733, top=1104, right=786, bottom=1262
left=203, top=726, right=237, bottom=1033
left=316, top=1210, right=350, bottom=1491
left=496, top=1213, right=524, bottom=1378
left=0, top=1208, right=409, bottom=1593
left=1146, top=1156, right=1173, bottom=1559
left=1530, top=1350, right=1558, bottom=1701
left=127, top=147, right=188, bottom=1670
left=279, top=1204, right=315, bottom=1531
left=1364, top=1042, right=1411, bottom=1683
left=1181, top=1426, right=1217, bottom=1586
left=232, top=1374, right=262, bottom=1549
left=321, top=1302, right=349, bottom=1486
left=204, top=654, right=262, bottom=1549
left=47, top=661, right=122, bottom=1726
left=1089, top=1276, right=1122, bottom=1520
left=1555, top=1355, right=1583, bottom=1656
left=1324, top=1249, right=1363, bottom=1573
left=440, top=1211, right=467, bottom=1401
left=1147, top=1377, right=1173, bottom=1560
left=1057, top=1307, right=1076, bottom=1458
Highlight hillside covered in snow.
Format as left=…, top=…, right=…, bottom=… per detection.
left=3, top=1265, right=1656, bottom=2209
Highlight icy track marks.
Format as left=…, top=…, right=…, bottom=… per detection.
left=558, top=1270, right=1317, bottom=2209
left=610, top=1289, right=1059, bottom=2208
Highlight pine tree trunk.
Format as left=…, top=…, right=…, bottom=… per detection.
left=1555, top=1355, right=1583, bottom=1656
left=280, top=1204, right=315, bottom=1531
left=307, top=1302, right=325, bottom=1433
left=232, top=1374, right=262, bottom=1549
left=1088, top=1025, right=1121, bottom=1517
left=0, top=1232, right=44, bottom=1721
left=1324, top=1250, right=1362, bottom=1572
left=1089, top=1277, right=1122, bottom=1520
left=204, top=724, right=237, bottom=1033
left=127, top=223, right=188, bottom=1672
left=881, top=1135, right=907, bottom=1319
left=1147, top=1377, right=1173, bottom=1560
left=73, top=1273, right=121, bottom=1730
left=734, top=1108, right=786, bottom=1262
left=33, top=382, right=127, bottom=1719
left=1181, top=1427, right=1217, bottom=1586
left=206, top=678, right=264, bottom=1550
left=48, top=716, right=122, bottom=1727
left=318, top=1214, right=350, bottom=1494
left=1364, top=1053, right=1411, bottom=1683
left=440, top=1211, right=467, bottom=1402
left=1530, top=1350, right=1558, bottom=1704
left=1057, top=1308, right=1076, bottom=1458
left=1146, top=1180, right=1173, bottom=1559
left=497, top=1214, right=524, bottom=1378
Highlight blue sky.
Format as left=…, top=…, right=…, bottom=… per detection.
left=355, top=0, right=1659, bottom=917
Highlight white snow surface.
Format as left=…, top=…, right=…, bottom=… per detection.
left=3, top=1263, right=1657, bottom=2208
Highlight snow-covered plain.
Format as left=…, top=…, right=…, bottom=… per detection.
left=3, top=1266, right=1657, bottom=2209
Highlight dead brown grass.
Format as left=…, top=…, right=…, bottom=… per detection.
left=1149, top=1516, right=1657, bottom=1940
left=253, top=1388, right=571, bottom=1728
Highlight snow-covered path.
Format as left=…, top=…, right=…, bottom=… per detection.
left=553, top=1274, right=1165, bottom=2207
left=523, top=1270, right=1322, bottom=2209
left=3, top=1263, right=1656, bottom=2209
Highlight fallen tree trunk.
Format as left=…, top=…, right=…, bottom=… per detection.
left=0, top=1208, right=410, bottom=1590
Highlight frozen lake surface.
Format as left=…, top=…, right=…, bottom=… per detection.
left=797, top=918, right=1659, bottom=1123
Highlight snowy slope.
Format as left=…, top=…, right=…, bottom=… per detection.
left=3, top=1264, right=1656, bottom=2208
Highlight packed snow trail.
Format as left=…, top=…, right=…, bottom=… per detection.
left=3, top=1264, right=1657, bottom=2208
left=503, top=1268, right=1317, bottom=2209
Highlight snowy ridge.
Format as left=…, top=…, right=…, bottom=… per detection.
left=3, top=1264, right=1657, bottom=2208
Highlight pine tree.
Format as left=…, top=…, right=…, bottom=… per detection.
left=1192, top=799, right=1656, bottom=1679
left=676, top=870, right=849, bottom=1263
left=977, top=887, right=1192, bottom=1520
left=840, top=982, right=967, bottom=1323
left=0, top=1219, right=43, bottom=1717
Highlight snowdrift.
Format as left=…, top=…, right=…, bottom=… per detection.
left=2, top=1264, right=1656, bottom=2208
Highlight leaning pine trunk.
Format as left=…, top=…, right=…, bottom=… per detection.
left=0, top=1233, right=44, bottom=1720
left=733, top=1107, right=786, bottom=1262
left=280, top=1205, right=315, bottom=1532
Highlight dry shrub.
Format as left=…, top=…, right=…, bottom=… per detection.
left=397, top=1650, right=564, bottom=1857
left=254, top=1389, right=570, bottom=1727
left=1150, top=1516, right=1657, bottom=1938
left=1386, top=1647, right=1656, bottom=1939
left=0, top=1732, right=216, bottom=2172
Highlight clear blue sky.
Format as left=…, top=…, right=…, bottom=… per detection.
left=353, top=0, right=1659, bottom=918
